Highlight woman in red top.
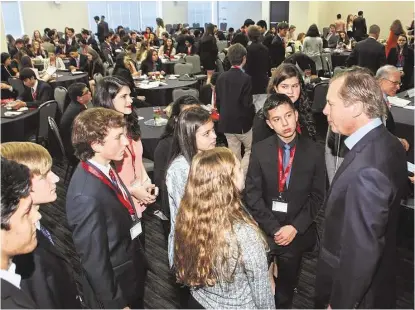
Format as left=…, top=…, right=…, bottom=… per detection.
left=386, top=19, right=405, bottom=58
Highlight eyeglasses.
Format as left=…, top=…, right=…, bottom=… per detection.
left=383, top=78, right=402, bottom=86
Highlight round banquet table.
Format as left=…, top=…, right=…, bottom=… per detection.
left=135, top=77, right=198, bottom=107
left=137, top=106, right=167, bottom=160
left=331, top=51, right=351, bottom=68
left=50, top=70, right=89, bottom=89
left=1, top=106, right=39, bottom=142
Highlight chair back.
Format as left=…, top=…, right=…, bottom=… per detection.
left=8, top=78, right=25, bottom=97
left=215, top=59, right=225, bottom=74
left=216, top=40, right=228, bottom=52
left=48, top=116, right=66, bottom=158
left=54, top=86, right=67, bottom=114
left=311, top=81, right=329, bottom=113
left=94, top=73, right=104, bottom=85
left=172, top=87, right=199, bottom=102
left=185, top=55, right=202, bottom=74
left=320, top=53, right=333, bottom=77
left=309, top=55, right=323, bottom=72
left=183, top=23, right=189, bottom=28
left=103, top=62, right=110, bottom=76
left=108, top=67, right=114, bottom=76
left=218, top=52, right=226, bottom=62
left=166, top=24, right=172, bottom=32
left=38, top=100, right=58, bottom=141
left=174, top=63, right=193, bottom=75
left=322, top=27, right=330, bottom=38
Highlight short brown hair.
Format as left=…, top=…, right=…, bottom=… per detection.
left=247, top=25, right=261, bottom=42
left=71, top=107, right=126, bottom=161
left=330, top=67, right=387, bottom=119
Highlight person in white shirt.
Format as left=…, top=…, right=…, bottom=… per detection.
left=1, top=157, right=41, bottom=308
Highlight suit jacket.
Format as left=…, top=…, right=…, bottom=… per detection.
left=66, top=163, right=148, bottom=309
left=18, top=80, right=53, bottom=107
left=199, top=35, right=218, bottom=70
left=245, top=134, right=325, bottom=254
left=346, top=37, right=386, bottom=74
left=352, top=17, right=367, bottom=39
left=262, top=32, right=274, bottom=49
left=69, top=54, right=89, bottom=73
left=245, top=42, right=270, bottom=94
left=1, top=279, right=37, bottom=309
left=269, top=35, right=286, bottom=68
left=13, top=230, right=81, bottom=309
left=315, top=125, right=407, bottom=309
left=326, top=33, right=339, bottom=48
left=60, top=101, right=87, bottom=162
left=97, top=21, right=109, bottom=42
left=55, top=45, right=68, bottom=57
left=216, top=68, right=255, bottom=134
left=387, top=46, right=414, bottom=90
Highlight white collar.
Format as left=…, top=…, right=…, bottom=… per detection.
left=32, top=80, right=38, bottom=92
left=0, top=262, right=21, bottom=289
left=88, top=159, right=111, bottom=180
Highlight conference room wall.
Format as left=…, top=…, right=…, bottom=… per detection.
left=1, top=10, right=7, bottom=53
left=162, top=1, right=188, bottom=25
left=21, top=1, right=90, bottom=37
left=316, top=1, right=414, bottom=40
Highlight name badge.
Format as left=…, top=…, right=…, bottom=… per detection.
left=130, top=221, right=142, bottom=240
left=272, top=200, right=288, bottom=213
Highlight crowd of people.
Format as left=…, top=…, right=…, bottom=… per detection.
left=1, top=12, right=414, bottom=310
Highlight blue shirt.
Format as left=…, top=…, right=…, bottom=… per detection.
left=344, top=118, right=382, bottom=150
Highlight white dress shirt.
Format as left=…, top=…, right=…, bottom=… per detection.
left=0, top=262, right=21, bottom=289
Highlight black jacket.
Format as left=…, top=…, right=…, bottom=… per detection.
left=18, top=80, right=54, bottom=107
left=199, top=35, right=218, bottom=70
left=245, top=134, right=325, bottom=254
left=13, top=230, right=81, bottom=309
left=216, top=67, right=255, bottom=134
left=346, top=37, right=386, bottom=74
left=315, top=125, right=407, bottom=309
left=245, top=42, right=270, bottom=94
left=352, top=16, right=367, bottom=39
left=69, top=54, right=89, bottom=73
left=1, top=279, right=37, bottom=309
left=199, top=84, right=213, bottom=105
left=66, top=163, right=148, bottom=309
left=387, top=46, right=414, bottom=90
left=269, top=35, right=286, bottom=68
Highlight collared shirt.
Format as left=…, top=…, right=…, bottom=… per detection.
left=344, top=118, right=382, bottom=150
left=32, top=80, right=38, bottom=94
left=231, top=65, right=245, bottom=73
left=277, top=134, right=298, bottom=149
left=0, top=262, right=21, bottom=289
left=88, top=159, right=111, bottom=180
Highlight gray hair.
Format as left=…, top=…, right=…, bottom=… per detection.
left=227, top=43, right=247, bottom=66
left=375, top=65, right=400, bottom=80
left=330, top=67, right=387, bottom=119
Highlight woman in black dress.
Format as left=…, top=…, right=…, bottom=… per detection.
left=199, top=23, right=218, bottom=84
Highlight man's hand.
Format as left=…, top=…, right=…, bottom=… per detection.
left=398, top=138, right=410, bottom=151
left=9, top=100, right=27, bottom=110
left=274, top=225, right=297, bottom=246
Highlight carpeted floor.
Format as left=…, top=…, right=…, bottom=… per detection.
left=40, top=158, right=414, bottom=309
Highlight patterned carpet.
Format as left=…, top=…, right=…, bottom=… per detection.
left=40, top=158, right=414, bottom=309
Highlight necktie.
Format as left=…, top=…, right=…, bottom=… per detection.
left=283, top=144, right=291, bottom=187
left=109, top=168, right=121, bottom=191
left=39, top=224, right=54, bottom=245
left=31, top=88, right=37, bottom=100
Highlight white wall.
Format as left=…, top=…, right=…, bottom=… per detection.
left=21, top=1, right=89, bottom=36
left=162, top=1, right=188, bottom=25
left=0, top=7, right=7, bottom=53
left=218, top=1, right=262, bottom=29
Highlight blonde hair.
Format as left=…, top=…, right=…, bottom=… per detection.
left=0, top=142, right=52, bottom=176
left=174, top=147, right=267, bottom=287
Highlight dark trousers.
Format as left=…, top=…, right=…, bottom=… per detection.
left=273, top=251, right=303, bottom=309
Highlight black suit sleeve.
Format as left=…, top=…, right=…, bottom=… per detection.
left=330, top=168, right=392, bottom=308
left=378, top=45, right=386, bottom=68
left=38, top=84, right=53, bottom=103
left=363, top=18, right=367, bottom=34
left=241, top=76, right=253, bottom=108
left=245, top=146, right=282, bottom=236
left=346, top=46, right=358, bottom=67
left=291, top=146, right=325, bottom=234
left=67, top=195, right=127, bottom=309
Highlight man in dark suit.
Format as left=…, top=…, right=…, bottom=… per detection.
left=16, top=68, right=53, bottom=107
left=346, top=24, right=386, bottom=74
left=55, top=38, right=68, bottom=58
left=326, top=24, right=339, bottom=48
left=246, top=25, right=270, bottom=94
left=270, top=22, right=289, bottom=68
left=66, top=108, right=148, bottom=309
left=352, top=10, right=367, bottom=41
left=60, top=83, right=91, bottom=163
left=245, top=93, right=325, bottom=308
left=95, top=15, right=109, bottom=44
left=68, top=47, right=89, bottom=73
left=81, top=29, right=99, bottom=52
left=257, top=20, right=273, bottom=49
left=1, top=157, right=41, bottom=309
left=65, top=27, right=78, bottom=51
left=1, top=142, right=82, bottom=309
left=315, top=68, right=408, bottom=309
left=216, top=43, right=255, bottom=176
left=101, top=34, right=115, bottom=63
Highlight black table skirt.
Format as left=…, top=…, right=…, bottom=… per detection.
left=331, top=53, right=349, bottom=68
left=1, top=107, right=39, bottom=142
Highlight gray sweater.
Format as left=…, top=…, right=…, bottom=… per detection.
left=192, top=223, right=275, bottom=309
left=303, top=36, right=323, bottom=56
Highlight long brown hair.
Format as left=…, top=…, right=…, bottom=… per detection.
left=174, top=147, right=266, bottom=287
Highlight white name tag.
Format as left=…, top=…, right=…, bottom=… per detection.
left=130, top=222, right=142, bottom=240
left=272, top=201, right=288, bottom=213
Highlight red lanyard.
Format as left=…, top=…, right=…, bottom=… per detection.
left=81, top=161, right=135, bottom=215
left=278, top=146, right=296, bottom=192
left=232, top=65, right=242, bottom=70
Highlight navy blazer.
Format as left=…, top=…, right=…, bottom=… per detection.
left=315, top=125, right=407, bottom=309
left=66, top=163, right=148, bottom=309
left=1, top=279, right=37, bottom=309
left=245, top=134, right=325, bottom=254
left=18, top=80, right=53, bottom=107
left=346, top=38, right=386, bottom=74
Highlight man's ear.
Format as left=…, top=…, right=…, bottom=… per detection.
left=265, top=119, right=273, bottom=130
left=351, top=101, right=364, bottom=118
left=90, top=141, right=103, bottom=154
